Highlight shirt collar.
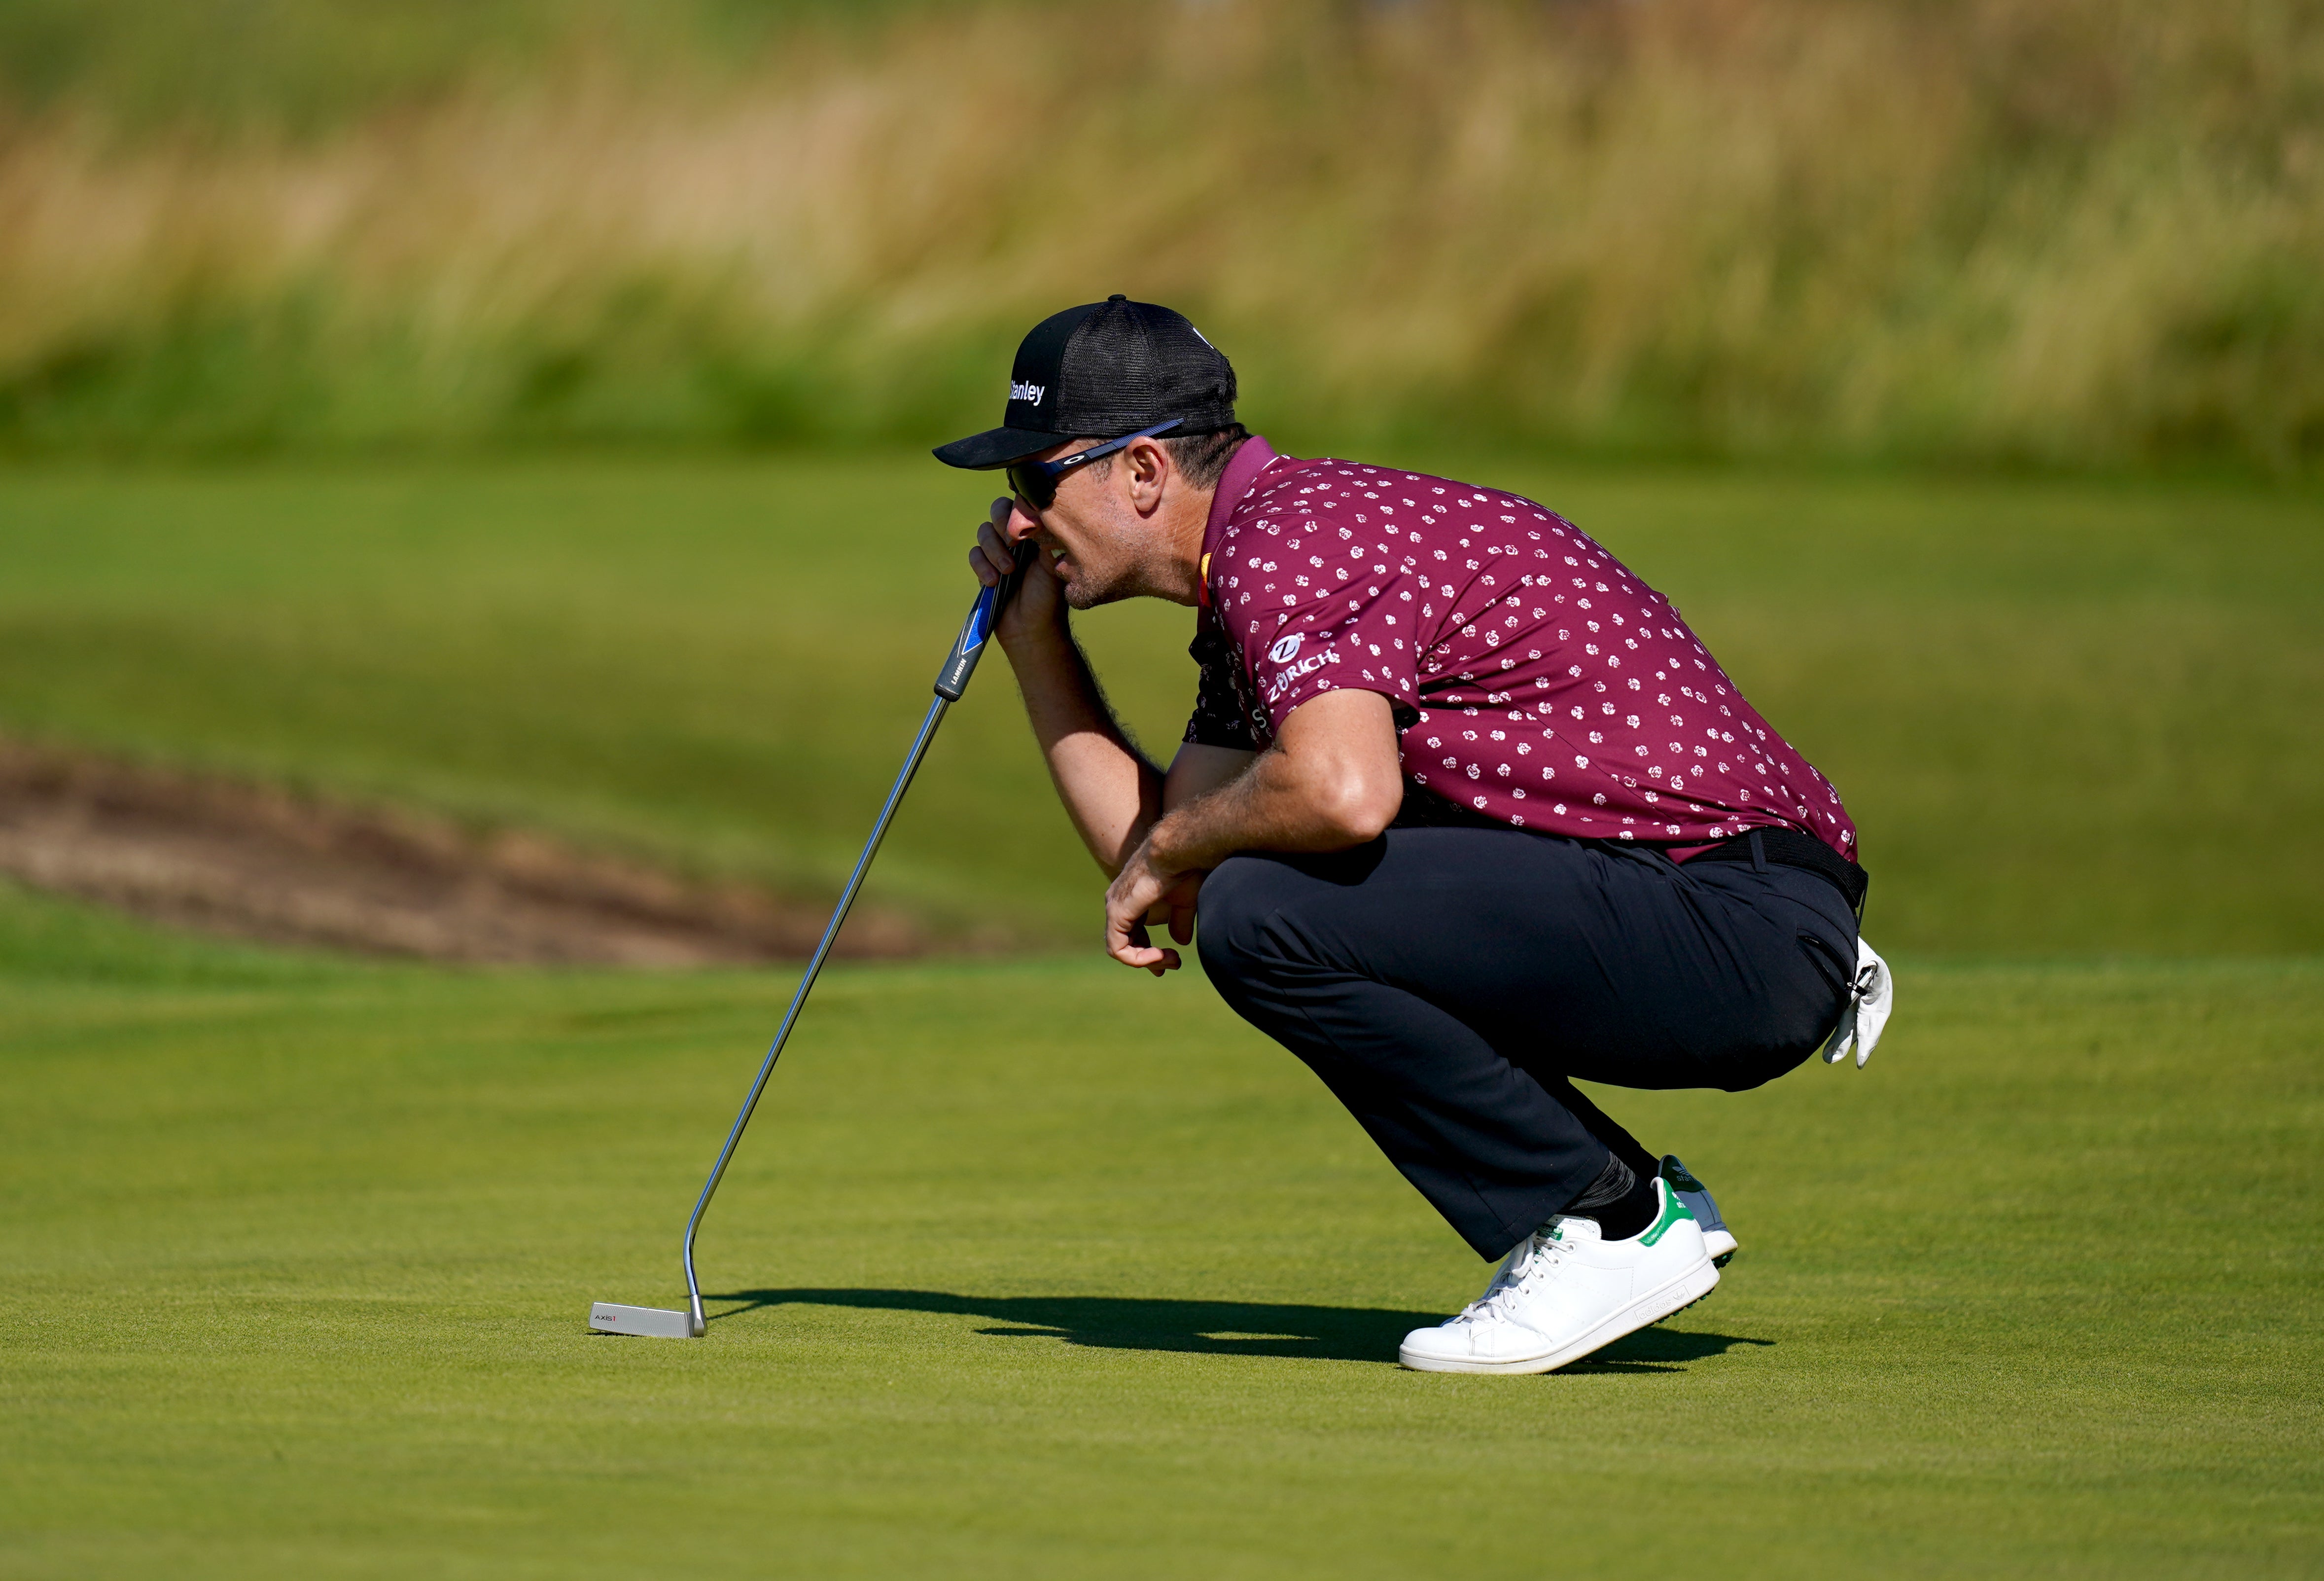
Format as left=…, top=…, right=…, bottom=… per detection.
left=1197, top=434, right=1279, bottom=608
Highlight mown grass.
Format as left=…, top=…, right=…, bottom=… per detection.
left=0, top=453, right=2316, bottom=954
left=0, top=452, right=2316, bottom=1570
left=1, top=0, right=2318, bottom=467
left=0, top=877, right=2317, bottom=1578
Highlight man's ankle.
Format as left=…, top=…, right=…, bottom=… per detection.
left=1560, top=1153, right=1659, bottom=1241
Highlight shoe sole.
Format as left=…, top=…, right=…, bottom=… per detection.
left=1398, top=1254, right=1721, bottom=1375
left=1703, top=1229, right=1738, bottom=1268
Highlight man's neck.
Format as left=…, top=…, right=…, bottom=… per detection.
left=1137, top=434, right=1267, bottom=607
left=1155, top=483, right=1217, bottom=607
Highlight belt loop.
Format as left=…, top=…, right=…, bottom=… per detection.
left=1748, top=828, right=1767, bottom=873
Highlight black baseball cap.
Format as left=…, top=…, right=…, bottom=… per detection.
left=932, top=295, right=1237, bottom=470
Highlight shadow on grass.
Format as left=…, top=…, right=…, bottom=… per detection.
left=709, top=1287, right=1773, bottom=1370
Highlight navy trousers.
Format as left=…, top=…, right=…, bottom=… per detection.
left=1195, top=827, right=1859, bottom=1261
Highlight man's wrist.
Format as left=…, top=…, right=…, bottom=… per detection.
left=1142, top=807, right=1213, bottom=876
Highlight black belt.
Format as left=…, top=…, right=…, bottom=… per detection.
left=1684, top=826, right=1868, bottom=916
left=1391, top=786, right=1868, bottom=914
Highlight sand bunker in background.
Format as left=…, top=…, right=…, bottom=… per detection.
left=0, top=742, right=921, bottom=966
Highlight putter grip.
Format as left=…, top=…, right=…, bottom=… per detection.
left=933, top=541, right=1037, bottom=700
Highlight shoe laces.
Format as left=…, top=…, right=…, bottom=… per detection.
left=1456, top=1243, right=1527, bottom=1321
left=1457, top=1228, right=1570, bottom=1323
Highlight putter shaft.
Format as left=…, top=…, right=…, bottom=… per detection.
left=675, top=543, right=1033, bottom=1337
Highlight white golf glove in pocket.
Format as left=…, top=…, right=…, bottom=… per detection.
left=1819, top=936, right=1893, bottom=1068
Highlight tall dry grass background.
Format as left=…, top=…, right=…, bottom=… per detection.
left=0, top=0, right=2318, bottom=467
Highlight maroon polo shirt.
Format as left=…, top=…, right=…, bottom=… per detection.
left=1183, top=437, right=1858, bottom=859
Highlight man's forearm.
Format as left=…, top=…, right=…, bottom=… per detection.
left=1003, top=618, right=1163, bottom=874
left=1144, top=693, right=1406, bottom=873
left=1102, top=691, right=1401, bottom=972
left=1145, top=752, right=1355, bottom=873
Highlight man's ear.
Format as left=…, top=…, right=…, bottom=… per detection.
left=1124, top=436, right=1170, bottom=517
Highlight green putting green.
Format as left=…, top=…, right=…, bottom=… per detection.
left=0, top=455, right=2318, bottom=1572
left=0, top=884, right=2318, bottom=1576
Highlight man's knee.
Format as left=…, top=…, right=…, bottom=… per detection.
left=1194, top=854, right=1287, bottom=991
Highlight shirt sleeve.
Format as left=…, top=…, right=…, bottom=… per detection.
left=1230, top=565, right=1424, bottom=735
left=1182, top=612, right=1262, bottom=750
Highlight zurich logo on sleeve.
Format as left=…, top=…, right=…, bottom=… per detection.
left=1268, top=633, right=1303, bottom=665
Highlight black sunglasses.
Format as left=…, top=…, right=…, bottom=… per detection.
left=1006, top=420, right=1184, bottom=510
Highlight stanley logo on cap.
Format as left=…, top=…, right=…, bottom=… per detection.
left=1010, top=381, right=1045, bottom=405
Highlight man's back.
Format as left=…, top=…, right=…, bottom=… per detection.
left=1189, top=442, right=1857, bottom=858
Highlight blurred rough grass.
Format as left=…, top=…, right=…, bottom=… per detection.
left=0, top=0, right=2318, bottom=468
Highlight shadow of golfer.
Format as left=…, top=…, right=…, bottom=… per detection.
left=708, top=1287, right=1773, bottom=1369
left=1559, top=1325, right=1776, bottom=1373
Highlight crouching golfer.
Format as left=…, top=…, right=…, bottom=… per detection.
left=941, top=296, right=1886, bottom=1374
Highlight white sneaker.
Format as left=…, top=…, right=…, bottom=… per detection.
left=1399, top=1178, right=1719, bottom=1374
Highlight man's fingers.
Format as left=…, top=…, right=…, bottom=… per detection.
left=1105, top=850, right=1182, bottom=973
left=1108, top=915, right=1171, bottom=971
left=1127, top=923, right=1180, bottom=975
left=971, top=519, right=1019, bottom=585
left=1107, top=892, right=1182, bottom=972
left=1162, top=870, right=1202, bottom=946
left=1134, top=921, right=1181, bottom=973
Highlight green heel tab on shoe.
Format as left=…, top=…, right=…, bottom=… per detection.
left=1639, top=1178, right=1695, bottom=1247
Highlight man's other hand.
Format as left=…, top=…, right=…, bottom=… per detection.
left=1106, top=846, right=1201, bottom=975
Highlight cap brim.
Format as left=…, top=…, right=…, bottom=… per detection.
left=931, top=425, right=1070, bottom=470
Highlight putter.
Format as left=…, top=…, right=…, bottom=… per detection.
left=590, top=541, right=1035, bottom=1339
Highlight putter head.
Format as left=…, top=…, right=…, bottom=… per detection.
left=589, top=1302, right=698, bottom=1338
